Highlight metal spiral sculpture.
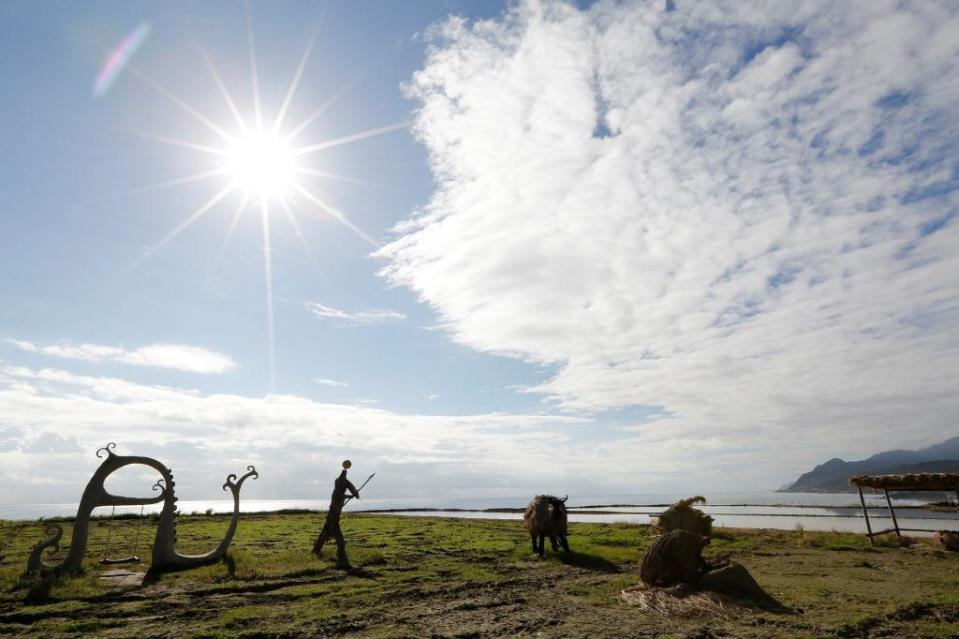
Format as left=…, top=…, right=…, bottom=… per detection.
left=27, top=444, right=257, bottom=575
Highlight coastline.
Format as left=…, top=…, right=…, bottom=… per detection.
left=4, top=499, right=959, bottom=536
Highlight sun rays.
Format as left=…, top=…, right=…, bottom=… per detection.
left=119, top=9, right=406, bottom=390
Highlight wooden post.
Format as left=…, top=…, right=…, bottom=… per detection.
left=883, top=489, right=901, bottom=538
left=857, top=486, right=874, bottom=545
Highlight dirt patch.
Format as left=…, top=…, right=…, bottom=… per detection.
left=833, top=602, right=959, bottom=638
left=98, top=570, right=146, bottom=588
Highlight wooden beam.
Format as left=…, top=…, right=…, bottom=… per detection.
left=858, top=485, right=874, bottom=546
left=883, top=489, right=901, bottom=538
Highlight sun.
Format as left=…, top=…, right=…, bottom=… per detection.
left=224, top=129, right=296, bottom=198
left=120, top=11, right=407, bottom=391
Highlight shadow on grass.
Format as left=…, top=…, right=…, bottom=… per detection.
left=142, top=567, right=163, bottom=587
left=558, top=551, right=621, bottom=573
left=143, top=552, right=237, bottom=587
left=19, top=570, right=73, bottom=603
left=24, top=577, right=55, bottom=603
left=323, top=550, right=377, bottom=579
left=223, top=553, right=237, bottom=577
left=344, top=565, right=377, bottom=579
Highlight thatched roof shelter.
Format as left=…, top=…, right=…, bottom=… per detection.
left=849, top=473, right=959, bottom=492
left=850, top=472, right=959, bottom=546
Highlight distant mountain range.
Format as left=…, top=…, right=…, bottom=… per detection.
left=780, top=436, right=959, bottom=493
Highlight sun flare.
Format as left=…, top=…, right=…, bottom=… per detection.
left=122, top=12, right=408, bottom=390
left=224, top=130, right=296, bottom=198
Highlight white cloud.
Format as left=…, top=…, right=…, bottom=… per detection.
left=314, top=378, right=349, bottom=387
left=305, top=302, right=406, bottom=324
left=378, top=0, right=959, bottom=467
left=0, top=362, right=926, bottom=506
left=6, top=339, right=236, bottom=374
left=0, top=365, right=615, bottom=504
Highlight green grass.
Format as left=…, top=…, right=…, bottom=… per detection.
left=1, top=513, right=957, bottom=637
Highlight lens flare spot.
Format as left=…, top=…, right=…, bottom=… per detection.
left=94, top=24, right=151, bottom=97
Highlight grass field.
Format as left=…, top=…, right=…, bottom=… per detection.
left=0, top=512, right=957, bottom=638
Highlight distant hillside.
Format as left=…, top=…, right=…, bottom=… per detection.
left=780, top=436, right=959, bottom=493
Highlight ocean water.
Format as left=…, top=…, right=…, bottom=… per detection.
left=3, top=491, right=957, bottom=536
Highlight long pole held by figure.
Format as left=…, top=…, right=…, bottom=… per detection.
left=344, top=473, right=375, bottom=506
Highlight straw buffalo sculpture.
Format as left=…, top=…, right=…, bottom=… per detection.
left=524, top=494, right=569, bottom=557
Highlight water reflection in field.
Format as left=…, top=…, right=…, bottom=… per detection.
left=389, top=505, right=959, bottom=536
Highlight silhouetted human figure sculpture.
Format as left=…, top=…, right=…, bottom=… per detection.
left=313, top=460, right=360, bottom=564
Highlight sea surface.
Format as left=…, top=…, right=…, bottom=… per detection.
left=3, top=491, right=957, bottom=536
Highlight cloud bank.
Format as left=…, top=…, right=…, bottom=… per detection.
left=7, top=339, right=236, bottom=374
left=0, top=364, right=610, bottom=505
left=380, top=1, right=959, bottom=459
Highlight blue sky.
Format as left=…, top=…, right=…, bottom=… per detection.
left=0, top=1, right=542, bottom=414
left=1, top=0, right=958, bottom=506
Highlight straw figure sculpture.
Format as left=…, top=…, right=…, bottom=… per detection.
left=639, top=530, right=787, bottom=612
left=653, top=496, right=714, bottom=536
left=641, top=529, right=710, bottom=587
left=523, top=495, right=569, bottom=557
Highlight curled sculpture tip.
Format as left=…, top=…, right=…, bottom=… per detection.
left=223, top=465, right=258, bottom=491
left=153, top=478, right=165, bottom=493
left=95, top=442, right=117, bottom=459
